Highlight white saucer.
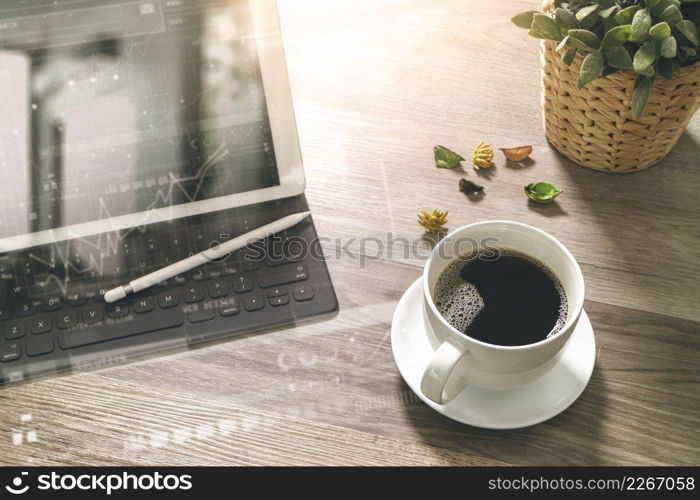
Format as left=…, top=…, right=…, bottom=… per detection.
left=391, top=277, right=595, bottom=429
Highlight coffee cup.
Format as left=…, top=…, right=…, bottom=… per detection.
left=420, top=220, right=585, bottom=404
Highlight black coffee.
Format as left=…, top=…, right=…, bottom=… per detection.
left=433, top=249, right=568, bottom=346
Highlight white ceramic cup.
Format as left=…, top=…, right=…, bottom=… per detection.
left=420, top=220, right=585, bottom=404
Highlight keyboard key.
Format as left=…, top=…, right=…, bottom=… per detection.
left=257, top=265, right=308, bottom=288
left=266, top=240, right=304, bottom=266
left=9, top=283, right=26, bottom=298
left=184, top=285, right=205, bottom=303
left=0, top=306, right=9, bottom=321
left=187, top=308, right=215, bottom=323
left=293, top=285, right=314, bottom=302
left=170, top=233, right=184, bottom=247
left=95, top=288, right=110, bottom=302
left=83, top=306, right=104, bottom=324
left=66, top=291, right=87, bottom=306
left=193, top=229, right=208, bottom=246
left=13, top=300, right=36, bottom=317
left=0, top=256, right=12, bottom=275
left=241, top=260, right=261, bottom=272
left=57, top=311, right=78, bottom=329
left=158, top=292, right=179, bottom=308
left=0, top=343, right=20, bottom=363
left=145, top=236, right=160, bottom=253
left=191, top=268, right=209, bottom=281
left=41, top=295, right=62, bottom=312
left=267, top=288, right=287, bottom=298
left=29, top=318, right=52, bottom=335
left=269, top=295, right=290, bottom=307
left=219, top=300, right=240, bottom=317
left=59, top=310, right=184, bottom=349
left=133, top=297, right=154, bottom=314
left=106, top=303, right=129, bottom=319
left=172, top=274, right=188, bottom=285
left=233, top=275, right=254, bottom=293
left=244, top=295, right=265, bottom=312
left=4, top=322, right=25, bottom=340
left=207, top=280, right=228, bottom=298
left=217, top=262, right=238, bottom=276
left=26, top=336, right=54, bottom=357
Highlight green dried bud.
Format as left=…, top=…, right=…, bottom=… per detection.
left=524, top=182, right=563, bottom=204
left=434, top=146, right=465, bottom=169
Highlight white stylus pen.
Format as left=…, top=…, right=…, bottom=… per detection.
left=104, top=211, right=311, bottom=303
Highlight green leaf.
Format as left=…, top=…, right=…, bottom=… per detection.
left=599, top=5, right=619, bottom=19
left=638, top=65, right=656, bottom=77
left=576, top=4, right=601, bottom=30
left=676, top=20, right=699, bottom=46
left=602, top=66, right=621, bottom=77
left=606, top=45, right=634, bottom=68
left=661, top=35, right=678, bottom=57
left=601, top=25, right=632, bottom=49
left=650, top=22, right=672, bottom=39
left=632, top=75, right=653, bottom=118
left=555, top=8, right=579, bottom=31
left=528, top=25, right=546, bottom=39
left=556, top=35, right=570, bottom=53
left=578, top=51, right=605, bottom=88
left=645, top=0, right=661, bottom=10
left=634, top=40, right=659, bottom=71
left=524, top=182, right=563, bottom=204
left=614, top=5, right=642, bottom=25
left=434, top=146, right=465, bottom=169
left=629, top=9, right=652, bottom=42
left=562, top=46, right=578, bottom=65
left=656, top=57, right=676, bottom=79
left=659, top=5, right=683, bottom=25
left=511, top=10, right=539, bottom=29
left=532, top=13, right=564, bottom=41
left=459, top=178, right=485, bottom=196
left=681, top=46, right=697, bottom=57
left=568, top=29, right=602, bottom=50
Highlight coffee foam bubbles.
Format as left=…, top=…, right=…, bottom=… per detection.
left=432, top=257, right=486, bottom=333
left=432, top=249, right=569, bottom=337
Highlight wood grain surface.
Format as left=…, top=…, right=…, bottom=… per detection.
left=0, top=0, right=698, bottom=466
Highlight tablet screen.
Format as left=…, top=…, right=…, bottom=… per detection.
left=0, top=0, right=280, bottom=242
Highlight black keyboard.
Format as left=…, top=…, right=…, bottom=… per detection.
left=0, top=196, right=338, bottom=383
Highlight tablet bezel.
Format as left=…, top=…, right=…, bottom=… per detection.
left=0, top=0, right=304, bottom=253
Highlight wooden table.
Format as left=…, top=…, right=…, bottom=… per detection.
left=1, top=0, right=698, bottom=466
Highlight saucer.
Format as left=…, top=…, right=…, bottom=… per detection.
left=391, top=277, right=595, bottom=429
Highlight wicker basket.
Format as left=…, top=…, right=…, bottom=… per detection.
left=540, top=26, right=700, bottom=173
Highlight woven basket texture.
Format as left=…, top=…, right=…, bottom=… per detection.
left=539, top=0, right=700, bottom=173
left=542, top=41, right=700, bottom=173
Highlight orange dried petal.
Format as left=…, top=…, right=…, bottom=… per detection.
left=500, top=145, right=533, bottom=162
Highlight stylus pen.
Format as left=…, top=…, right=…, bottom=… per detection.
left=104, top=211, right=312, bottom=303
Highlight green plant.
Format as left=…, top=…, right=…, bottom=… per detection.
left=512, top=0, right=700, bottom=117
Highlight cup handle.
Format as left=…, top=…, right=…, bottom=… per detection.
left=420, top=340, right=469, bottom=405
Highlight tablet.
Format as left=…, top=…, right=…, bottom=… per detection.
left=0, top=0, right=304, bottom=253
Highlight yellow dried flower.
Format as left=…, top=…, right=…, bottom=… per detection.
left=417, top=208, right=449, bottom=233
left=471, top=142, right=494, bottom=170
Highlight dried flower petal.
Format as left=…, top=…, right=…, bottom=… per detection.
left=459, top=178, right=484, bottom=195
left=524, top=182, right=563, bottom=204
left=417, top=208, right=449, bottom=233
left=500, top=145, right=533, bottom=162
left=471, top=142, right=494, bottom=170
left=434, top=145, right=465, bottom=169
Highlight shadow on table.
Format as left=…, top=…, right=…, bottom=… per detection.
left=401, top=363, right=610, bottom=466
left=552, top=130, right=699, bottom=308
